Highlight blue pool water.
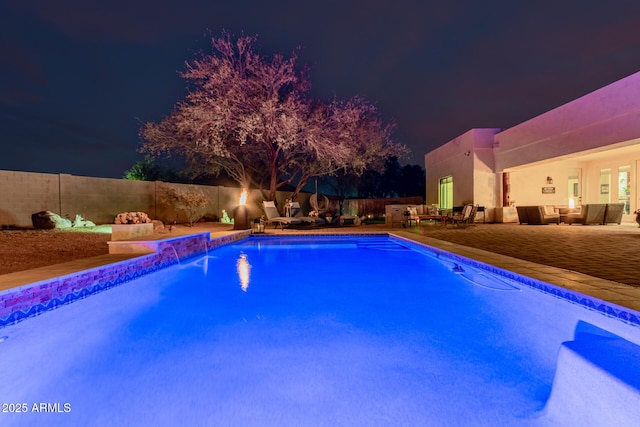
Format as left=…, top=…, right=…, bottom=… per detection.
left=1, top=235, right=639, bottom=426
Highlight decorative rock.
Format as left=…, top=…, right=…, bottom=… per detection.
left=221, top=209, right=234, bottom=224
left=31, top=211, right=72, bottom=229
left=201, top=213, right=218, bottom=222
left=72, top=214, right=96, bottom=228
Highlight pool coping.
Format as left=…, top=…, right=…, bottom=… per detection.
left=1, top=230, right=639, bottom=329
left=389, top=232, right=640, bottom=328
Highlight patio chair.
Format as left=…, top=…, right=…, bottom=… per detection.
left=448, top=204, right=476, bottom=228
left=262, top=201, right=303, bottom=229
left=517, top=206, right=560, bottom=225
left=289, top=202, right=325, bottom=226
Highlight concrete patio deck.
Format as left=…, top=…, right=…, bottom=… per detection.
left=2, top=222, right=639, bottom=312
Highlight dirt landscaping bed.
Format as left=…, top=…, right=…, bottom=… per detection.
left=0, top=223, right=236, bottom=276
left=0, top=227, right=113, bottom=275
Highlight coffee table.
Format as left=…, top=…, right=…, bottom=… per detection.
left=417, top=215, right=449, bottom=227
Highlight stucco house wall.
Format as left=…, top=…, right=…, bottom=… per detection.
left=507, top=160, right=583, bottom=207
left=425, top=71, right=640, bottom=222
left=425, top=130, right=474, bottom=207
left=425, top=128, right=500, bottom=208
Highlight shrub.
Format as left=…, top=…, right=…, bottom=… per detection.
left=114, top=212, right=152, bottom=224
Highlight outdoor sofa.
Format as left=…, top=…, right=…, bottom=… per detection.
left=564, top=203, right=625, bottom=225
left=516, top=206, right=560, bottom=225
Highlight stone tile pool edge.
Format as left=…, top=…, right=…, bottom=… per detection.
left=1, top=230, right=639, bottom=329
left=390, top=233, right=640, bottom=328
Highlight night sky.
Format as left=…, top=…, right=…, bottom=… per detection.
left=2, top=1, right=640, bottom=179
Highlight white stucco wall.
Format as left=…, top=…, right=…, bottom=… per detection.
left=471, top=130, right=499, bottom=209
left=425, top=129, right=500, bottom=207
left=507, top=160, right=583, bottom=206
left=494, top=71, right=640, bottom=172
left=506, top=147, right=640, bottom=210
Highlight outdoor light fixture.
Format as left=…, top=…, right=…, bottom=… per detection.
left=234, top=189, right=250, bottom=230
left=546, top=176, right=553, bottom=184
left=252, top=217, right=265, bottom=234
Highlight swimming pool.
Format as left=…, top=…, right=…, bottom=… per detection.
left=1, top=235, right=639, bottom=426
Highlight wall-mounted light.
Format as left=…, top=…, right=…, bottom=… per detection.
left=546, top=176, right=553, bottom=184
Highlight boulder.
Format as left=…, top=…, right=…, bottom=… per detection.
left=201, top=213, right=219, bottom=222
left=31, top=211, right=72, bottom=229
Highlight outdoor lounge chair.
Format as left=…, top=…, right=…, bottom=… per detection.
left=262, top=201, right=303, bottom=229
left=289, top=202, right=325, bottom=226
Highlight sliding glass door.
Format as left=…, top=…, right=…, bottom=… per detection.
left=439, top=176, right=453, bottom=210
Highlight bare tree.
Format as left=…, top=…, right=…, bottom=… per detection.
left=141, top=32, right=406, bottom=200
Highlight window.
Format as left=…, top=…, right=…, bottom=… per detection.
left=439, top=176, right=453, bottom=210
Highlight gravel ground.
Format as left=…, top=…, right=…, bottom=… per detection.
left=0, top=223, right=234, bottom=276
left=0, top=226, right=113, bottom=275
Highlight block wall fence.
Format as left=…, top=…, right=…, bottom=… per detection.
left=0, top=170, right=422, bottom=227
left=0, top=170, right=263, bottom=227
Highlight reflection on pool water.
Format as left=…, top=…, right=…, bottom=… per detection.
left=1, top=235, right=639, bottom=426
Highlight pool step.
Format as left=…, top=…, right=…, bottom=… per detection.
left=356, top=241, right=411, bottom=251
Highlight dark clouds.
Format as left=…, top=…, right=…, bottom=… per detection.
left=1, top=0, right=640, bottom=178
